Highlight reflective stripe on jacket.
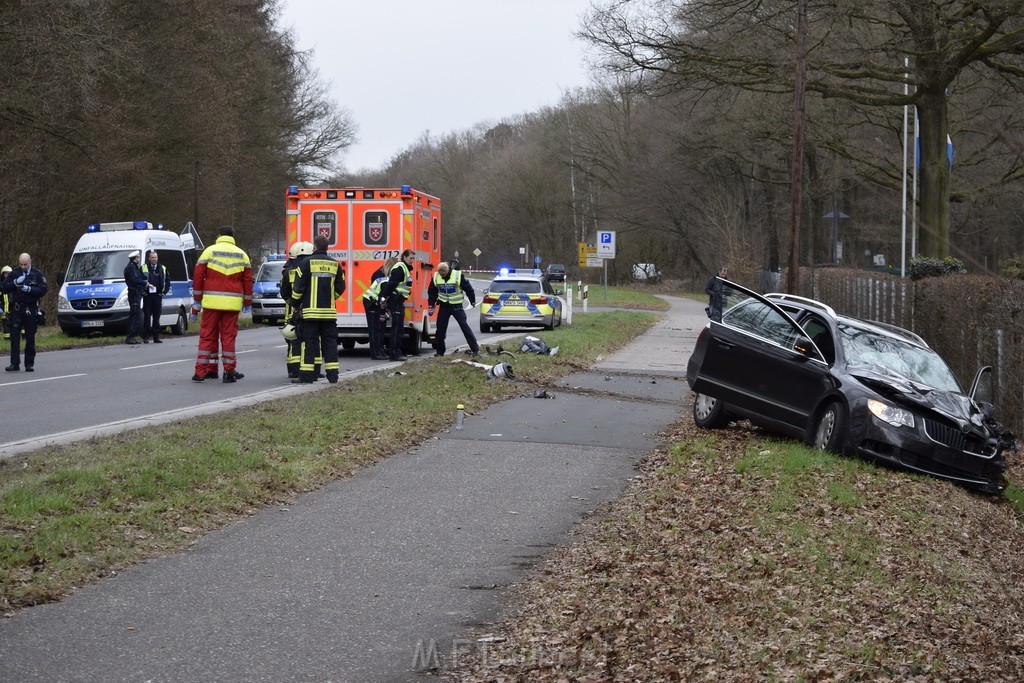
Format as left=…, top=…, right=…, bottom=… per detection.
left=292, top=251, right=345, bottom=320
left=432, top=269, right=465, bottom=305
left=391, top=261, right=411, bottom=298
left=362, top=274, right=388, bottom=305
left=192, top=235, right=253, bottom=311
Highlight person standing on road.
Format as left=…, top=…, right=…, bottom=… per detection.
left=362, top=257, right=396, bottom=361
left=378, top=249, right=414, bottom=362
left=141, top=250, right=170, bottom=343
left=0, top=265, right=11, bottom=340
left=123, top=250, right=147, bottom=345
left=428, top=261, right=479, bottom=357
left=705, top=266, right=728, bottom=322
left=290, top=235, right=345, bottom=384
left=2, top=253, right=48, bottom=372
left=191, top=226, right=253, bottom=383
left=280, top=241, right=313, bottom=378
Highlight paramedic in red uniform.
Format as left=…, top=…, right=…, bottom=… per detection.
left=191, top=226, right=253, bottom=383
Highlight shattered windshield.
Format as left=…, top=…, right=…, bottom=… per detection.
left=839, top=323, right=961, bottom=392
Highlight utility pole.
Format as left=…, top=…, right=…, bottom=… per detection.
left=194, top=160, right=201, bottom=231
left=786, top=0, right=808, bottom=294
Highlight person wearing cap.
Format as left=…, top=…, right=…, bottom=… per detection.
left=123, top=250, right=147, bottom=344
left=428, top=261, right=480, bottom=357
left=0, top=265, right=12, bottom=340
left=141, top=250, right=171, bottom=343
left=191, top=226, right=253, bottom=383
left=1, top=253, right=48, bottom=372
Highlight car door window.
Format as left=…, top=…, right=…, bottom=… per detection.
left=724, top=299, right=805, bottom=351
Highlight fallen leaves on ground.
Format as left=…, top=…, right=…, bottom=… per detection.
left=444, top=416, right=1024, bottom=682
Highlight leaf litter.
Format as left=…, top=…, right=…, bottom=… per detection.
left=443, top=415, right=1024, bottom=682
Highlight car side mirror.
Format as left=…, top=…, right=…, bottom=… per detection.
left=792, top=340, right=815, bottom=357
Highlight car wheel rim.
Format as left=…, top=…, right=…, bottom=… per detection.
left=816, top=410, right=836, bottom=448
left=695, top=394, right=716, bottom=421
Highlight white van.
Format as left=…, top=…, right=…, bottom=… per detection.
left=56, top=221, right=200, bottom=336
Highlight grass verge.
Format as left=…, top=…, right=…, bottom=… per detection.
left=0, top=310, right=659, bottom=613
left=444, top=418, right=1024, bottom=681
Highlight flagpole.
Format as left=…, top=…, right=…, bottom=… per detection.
left=901, top=57, right=909, bottom=278
left=901, top=58, right=909, bottom=278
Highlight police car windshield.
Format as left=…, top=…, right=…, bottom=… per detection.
left=489, top=279, right=542, bottom=294
left=257, top=262, right=284, bottom=282
left=66, top=250, right=136, bottom=281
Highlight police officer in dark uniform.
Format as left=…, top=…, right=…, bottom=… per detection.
left=378, top=249, right=414, bottom=362
left=2, top=253, right=48, bottom=372
left=428, top=261, right=480, bottom=357
left=124, top=250, right=147, bottom=344
left=362, top=257, right=396, bottom=361
left=141, top=250, right=171, bottom=343
left=290, top=235, right=345, bottom=384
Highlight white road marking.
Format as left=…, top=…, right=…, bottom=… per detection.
left=0, top=373, right=87, bottom=387
left=121, top=349, right=258, bottom=371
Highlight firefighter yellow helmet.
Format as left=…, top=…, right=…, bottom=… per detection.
left=280, top=323, right=298, bottom=341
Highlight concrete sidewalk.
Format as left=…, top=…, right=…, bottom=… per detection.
left=0, top=295, right=709, bottom=683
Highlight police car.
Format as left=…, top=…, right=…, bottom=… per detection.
left=479, top=269, right=563, bottom=333
left=251, top=254, right=286, bottom=324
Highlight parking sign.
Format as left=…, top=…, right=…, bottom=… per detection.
left=596, top=230, right=616, bottom=258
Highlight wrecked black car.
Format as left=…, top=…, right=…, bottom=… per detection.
left=686, top=281, right=1017, bottom=493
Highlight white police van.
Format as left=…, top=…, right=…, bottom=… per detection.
left=57, top=221, right=200, bottom=336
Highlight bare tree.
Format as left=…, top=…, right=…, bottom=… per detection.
left=580, top=0, right=1024, bottom=258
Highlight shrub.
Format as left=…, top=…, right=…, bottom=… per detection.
left=1000, top=254, right=1024, bottom=280
left=909, top=256, right=966, bottom=281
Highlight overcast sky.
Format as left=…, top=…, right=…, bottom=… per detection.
left=281, top=0, right=597, bottom=171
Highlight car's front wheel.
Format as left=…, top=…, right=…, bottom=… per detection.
left=812, top=401, right=847, bottom=452
left=693, top=392, right=729, bottom=429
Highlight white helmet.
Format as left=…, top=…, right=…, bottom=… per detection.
left=280, top=323, right=298, bottom=341
left=297, top=241, right=314, bottom=256
left=288, top=242, right=302, bottom=258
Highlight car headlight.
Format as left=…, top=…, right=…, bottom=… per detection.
left=115, top=289, right=128, bottom=306
left=57, top=295, right=71, bottom=311
left=868, top=399, right=915, bottom=428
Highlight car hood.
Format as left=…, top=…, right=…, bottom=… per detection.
left=849, top=363, right=1016, bottom=447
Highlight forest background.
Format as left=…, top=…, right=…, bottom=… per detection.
left=3, top=0, right=1024, bottom=292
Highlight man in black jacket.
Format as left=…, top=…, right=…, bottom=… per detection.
left=124, top=250, right=148, bottom=344
left=141, top=250, right=171, bottom=343
left=1, top=253, right=48, bottom=372
left=428, top=261, right=479, bottom=357
left=705, top=266, right=728, bottom=322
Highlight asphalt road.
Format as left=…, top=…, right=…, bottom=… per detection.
left=0, top=289, right=512, bottom=456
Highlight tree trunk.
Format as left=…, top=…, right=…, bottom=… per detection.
left=916, top=89, right=950, bottom=258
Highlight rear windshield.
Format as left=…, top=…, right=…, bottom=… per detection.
left=490, top=279, right=543, bottom=294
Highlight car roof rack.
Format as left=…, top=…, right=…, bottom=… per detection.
left=764, top=293, right=837, bottom=319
